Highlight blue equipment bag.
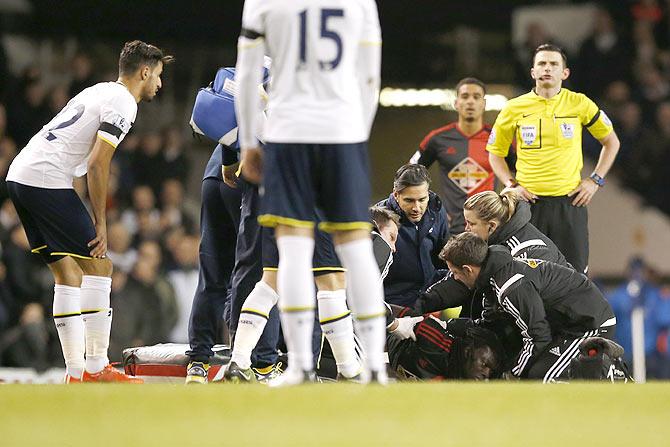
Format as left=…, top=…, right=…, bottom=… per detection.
left=190, top=66, right=270, bottom=147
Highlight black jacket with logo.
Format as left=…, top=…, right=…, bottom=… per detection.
left=475, top=246, right=614, bottom=377
left=405, top=201, right=570, bottom=317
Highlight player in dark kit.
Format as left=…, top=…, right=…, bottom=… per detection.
left=412, top=77, right=496, bottom=236
left=441, top=233, right=617, bottom=382
left=387, top=315, right=504, bottom=381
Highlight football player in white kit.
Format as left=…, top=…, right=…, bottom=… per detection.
left=235, top=0, right=386, bottom=385
left=6, top=40, right=172, bottom=383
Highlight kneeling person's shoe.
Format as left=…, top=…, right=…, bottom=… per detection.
left=223, top=361, right=256, bottom=383
left=185, top=361, right=210, bottom=385
left=82, top=364, right=144, bottom=384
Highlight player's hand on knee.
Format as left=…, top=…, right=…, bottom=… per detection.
left=222, top=163, right=240, bottom=188
left=241, top=147, right=263, bottom=185
left=568, top=179, right=598, bottom=207
left=88, top=223, right=108, bottom=258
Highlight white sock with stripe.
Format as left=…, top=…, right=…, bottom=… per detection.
left=53, top=284, right=85, bottom=379
left=277, top=235, right=315, bottom=372
left=80, top=275, right=112, bottom=374
left=230, top=281, right=279, bottom=370
left=335, top=238, right=386, bottom=378
left=318, top=289, right=360, bottom=378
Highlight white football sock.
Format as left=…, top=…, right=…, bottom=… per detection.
left=277, top=235, right=315, bottom=372
left=53, top=284, right=85, bottom=379
left=230, top=281, right=279, bottom=370
left=335, top=238, right=386, bottom=378
left=318, top=289, right=360, bottom=378
left=80, top=275, right=112, bottom=374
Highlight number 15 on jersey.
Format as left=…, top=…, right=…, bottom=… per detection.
left=298, top=8, right=344, bottom=71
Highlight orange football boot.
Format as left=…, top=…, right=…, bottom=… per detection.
left=82, top=364, right=144, bottom=383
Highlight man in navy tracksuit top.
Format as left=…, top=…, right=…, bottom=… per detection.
left=377, top=164, right=449, bottom=307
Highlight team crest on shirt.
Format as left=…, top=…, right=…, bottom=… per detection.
left=601, top=111, right=612, bottom=126
left=487, top=128, right=496, bottom=145
left=520, top=125, right=537, bottom=146
left=519, top=258, right=544, bottom=268
left=560, top=122, right=574, bottom=139
left=448, top=157, right=489, bottom=193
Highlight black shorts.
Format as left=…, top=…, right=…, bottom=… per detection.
left=261, top=225, right=344, bottom=276
left=7, top=181, right=96, bottom=263
left=258, top=142, right=372, bottom=233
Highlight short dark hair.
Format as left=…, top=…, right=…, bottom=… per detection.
left=393, top=164, right=431, bottom=192
left=370, top=205, right=401, bottom=229
left=440, top=232, right=488, bottom=267
left=119, top=40, right=174, bottom=76
left=455, top=77, right=486, bottom=95
left=533, top=43, right=568, bottom=68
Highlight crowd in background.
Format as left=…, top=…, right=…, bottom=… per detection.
left=0, top=0, right=669, bottom=378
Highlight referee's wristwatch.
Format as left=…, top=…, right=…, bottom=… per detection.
left=589, top=172, right=605, bottom=187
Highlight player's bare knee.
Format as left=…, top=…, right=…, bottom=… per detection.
left=48, top=257, right=83, bottom=286
left=261, top=270, right=277, bottom=291
left=315, top=272, right=345, bottom=291
left=332, top=229, right=369, bottom=246
left=76, top=257, right=113, bottom=277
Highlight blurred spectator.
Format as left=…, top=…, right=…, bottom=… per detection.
left=607, top=258, right=670, bottom=378
left=47, top=85, right=70, bottom=118
left=137, top=240, right=178, bottom=337
left=159, top=179, right=198, bottom=232
left=162, top=127, right=190, bottom=185
left=0, top=102, right=8, bottom=138
left=120, top=185, right=161, bottom=238
left=612, top=101, right=656, bottom=190
left=133, top=131, right=167, bottom=195
left=6, top=68, right=50, bottom=148
left=0, top=136, right=18, bottom=203
left=107, top=221, right=137, bottom=273
left=575, top=6, right=633, bottom=100
left=108, top=261, right=173, bottom=362
left=68, top=52, right=96, bottom=99
left=113, top=133, right=140, bottom=205
left=601, top=81, right=633, bottom=123
left=0, top=301, right=53, bottom=371
left=637, top=66, right=670, bottom=120
left=166, top=234, right=199, bottom=343
left=1, top=226, right=50, bottom=311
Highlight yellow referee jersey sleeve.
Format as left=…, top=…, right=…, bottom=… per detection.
left=581, top=96, right=614, bottom=141
left=486, top=106, right=514, bottom=157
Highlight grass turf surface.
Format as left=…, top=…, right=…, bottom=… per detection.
left=1, top=382, right=668, bottom=447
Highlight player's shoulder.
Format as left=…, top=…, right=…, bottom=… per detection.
left=422, top=122, right=458, bottom=141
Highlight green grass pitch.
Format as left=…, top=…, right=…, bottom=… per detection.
left=1, top=382, right=669, bottom=446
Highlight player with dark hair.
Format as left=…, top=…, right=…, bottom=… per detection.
left=411, top=77, right=496, bottom=236
left=441, top=233, right=617, bottom=382
left=388, top=315, right=504, bottom=380
left=487, top=43, right=620, bottom=274
left=377, top=163, right=449, bottom=307
left=6, top=40, right=172, bottom=383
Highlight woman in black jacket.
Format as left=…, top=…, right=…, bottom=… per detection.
left=395, top=189, right=571, bottom=319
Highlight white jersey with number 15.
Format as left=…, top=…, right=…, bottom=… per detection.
left=237, top=0, right=382, bottom=146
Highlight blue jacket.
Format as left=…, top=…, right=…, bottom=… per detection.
left=377, top=191, right=449, bottom=307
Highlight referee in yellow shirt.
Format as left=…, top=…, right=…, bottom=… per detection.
left=486, top=44, right=620, bottom=274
